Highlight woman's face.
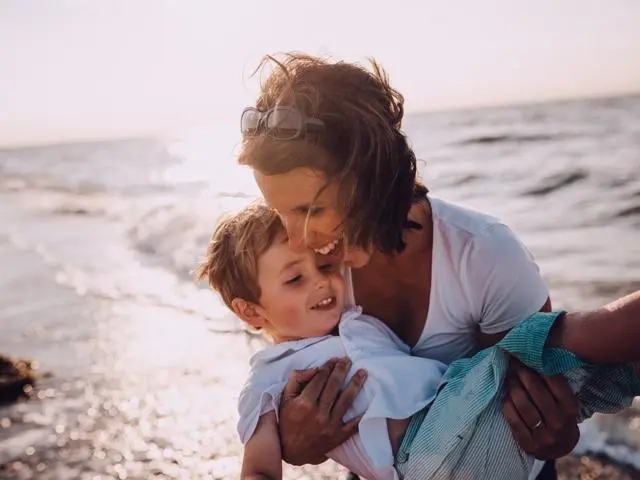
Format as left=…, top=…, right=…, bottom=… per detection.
left=254, top=167, right=373, bottom=268
left=254, top=167, right=342, bottom=252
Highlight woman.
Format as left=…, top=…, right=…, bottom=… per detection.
left=237, top=53, right=579, bottom=479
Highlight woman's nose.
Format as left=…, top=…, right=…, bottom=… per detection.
left=281, top=217, right=309, bottom=252
left=286, top=228, right=307, bottom=252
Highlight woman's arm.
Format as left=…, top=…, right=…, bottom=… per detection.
left=548, top=290, right=640, bottom=362
left=241, top=411, right=283, bottom=480
left=277, top=358, right=366, bottom=466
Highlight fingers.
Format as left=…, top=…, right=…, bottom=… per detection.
left=504, top=358, right=582, bottom=459
left=295, top=367, right=320, bottom=384
left=502, top=395, right=533, bottom=447
left=505, top=365, right=546, bottom=430
left=318, top=358, right=353, bottom=411
left=340, top=414, right=363, bottom=439
left=331, top=368, right=367, bottom=421
left=283, top=366, right=320, bottom=398
left=540, top=374, right=579, bottom=418
left=298, top=358, right=339, bottom=403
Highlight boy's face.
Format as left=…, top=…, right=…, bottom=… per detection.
left=251, top=232, right=346, bottom=342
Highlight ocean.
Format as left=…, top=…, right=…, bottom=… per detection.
left=0, top=94, right=639, bottom=479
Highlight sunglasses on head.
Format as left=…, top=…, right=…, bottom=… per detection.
left=240, top=107, right=325, bottom=140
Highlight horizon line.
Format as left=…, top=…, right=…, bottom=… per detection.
left=2, top=89, right=639, bottom=151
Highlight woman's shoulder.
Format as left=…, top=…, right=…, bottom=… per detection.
left=430, top=196, right=509, bottom=243
left=429, top=196, right=535, bottom=273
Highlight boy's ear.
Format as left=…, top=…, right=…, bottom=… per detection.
left=231, top=298, right=266, bottom=330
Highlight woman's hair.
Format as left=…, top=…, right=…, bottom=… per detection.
left=238, top=52, right=427, bottom=254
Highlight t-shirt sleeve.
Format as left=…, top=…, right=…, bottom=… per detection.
left=236, top=377, right=285, bottom=445
left=464, top=223, right=549, bottom=334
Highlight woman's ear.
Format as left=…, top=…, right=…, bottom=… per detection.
left=231, top=298, right=266, bottom=330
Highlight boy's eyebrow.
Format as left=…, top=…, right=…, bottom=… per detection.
left=280, top=259, right=302, bottom=275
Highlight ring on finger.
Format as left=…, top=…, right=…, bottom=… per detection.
left=531, top=419, right=543, bottom=430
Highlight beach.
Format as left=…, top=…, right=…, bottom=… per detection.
left=1, top=94, right=639, bottom=479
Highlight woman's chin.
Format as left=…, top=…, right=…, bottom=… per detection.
left=342, top=245, right=372, bottom=268
left=319, top=238, right=371, bottom=268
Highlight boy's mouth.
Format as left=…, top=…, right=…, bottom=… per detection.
left=311, top=295, right=336, bottom=310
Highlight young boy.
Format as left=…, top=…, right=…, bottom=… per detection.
left=197, top=201, right=640, bottom=480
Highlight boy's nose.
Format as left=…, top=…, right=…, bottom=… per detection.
left=313, top=272, right=330, bottom=290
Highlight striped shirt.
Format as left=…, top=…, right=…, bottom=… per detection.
left=395, top=312, right=640, bottom=480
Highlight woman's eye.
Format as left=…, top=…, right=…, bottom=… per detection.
left=285, top=275, right=302, bottom=285
left=308, top=207, right=324, bottom=217
left=296, top=206, right=324, bottom=217
left=319, top=263, right=334, bottom=272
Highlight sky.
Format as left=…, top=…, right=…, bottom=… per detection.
left=0, top=0, right=639, bottom=147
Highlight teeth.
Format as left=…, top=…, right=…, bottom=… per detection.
left=314, top=239, right=339, bottom=255
left=313, top=297, right=333, bottom=309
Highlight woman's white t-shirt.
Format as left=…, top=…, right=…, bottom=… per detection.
left=347, top=195, right=549, bottom=362
left=344, top=195, right=550, bottom=479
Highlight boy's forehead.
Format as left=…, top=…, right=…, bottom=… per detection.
left=262, top=230, right=343, bottom=270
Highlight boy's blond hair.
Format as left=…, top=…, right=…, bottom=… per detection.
left=196, top=201, right=284, bottom=309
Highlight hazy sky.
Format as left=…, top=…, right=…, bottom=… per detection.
left=1, top=0, right=639, bottom=146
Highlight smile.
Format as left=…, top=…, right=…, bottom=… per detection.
left=314, top=238, right=339, bottom=255
left=311, top=296, right=335, bottom=309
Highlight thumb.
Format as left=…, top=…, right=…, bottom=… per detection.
left=283, top=368, right=317, bottom=397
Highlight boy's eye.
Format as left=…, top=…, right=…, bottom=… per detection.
left=285, top=274, right=302, bottom=285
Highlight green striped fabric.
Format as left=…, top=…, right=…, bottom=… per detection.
left=395, top=311, right=640, bottom=480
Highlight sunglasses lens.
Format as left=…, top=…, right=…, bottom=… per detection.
left=241, top=109, right=261, bottom=134
left=266, top=108, right=302, bottom=138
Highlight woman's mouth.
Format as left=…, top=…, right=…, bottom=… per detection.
left=314, top=238, right=340, bottom=255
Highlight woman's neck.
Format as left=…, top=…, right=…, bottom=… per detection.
left=351, top=199, right=434, bottom=346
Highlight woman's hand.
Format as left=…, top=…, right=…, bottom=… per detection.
left=277, top=358, right=367, bottom=466
left=502, top=358, right=580, bottom=460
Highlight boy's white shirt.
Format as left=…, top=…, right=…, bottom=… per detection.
left=237, top=307, right=448, bottom=480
